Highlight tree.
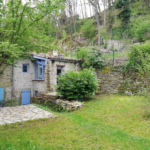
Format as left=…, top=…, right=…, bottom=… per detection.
left=115, top=0, right=131, bottom=30
left=88, top=0, right=101, bottom=46
left=0, top=0, right=65, bottom=75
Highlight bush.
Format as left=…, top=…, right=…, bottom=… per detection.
left=130, top=16, right=150, bottom=42
left=80, top=19, right=97, bottom=39
left=74, top=47, right=105, bottom=70
left=57, top=68, right=98, bottom=100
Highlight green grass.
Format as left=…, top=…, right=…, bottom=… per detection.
left=1, top=95, right=150, bottom=150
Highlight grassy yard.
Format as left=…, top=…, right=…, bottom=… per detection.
left=0, top=95, right=150, bottom=150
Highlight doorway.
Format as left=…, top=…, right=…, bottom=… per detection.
left=57, top=66, right=64, bottom=84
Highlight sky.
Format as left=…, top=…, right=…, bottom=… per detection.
left=3, top=0, right=104, bottom=19
left=65, top=0, right=104, bottom=19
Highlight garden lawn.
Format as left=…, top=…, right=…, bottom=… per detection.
left=0, top=95, right=150, bottom=150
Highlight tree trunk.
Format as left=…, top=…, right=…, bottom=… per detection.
left=94, top=0, right=101, bottom=45
left=80, top=0, right=85, bottom=18
left=83, top=0, right=87, bottom=18
left=103, top=0, right=106, bottom=27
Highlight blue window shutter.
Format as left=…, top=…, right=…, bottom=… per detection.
left=34, top=59, right=45, bottom=80
left=38, top=64, right=44, bottom=79
left=0, top=87, right=4, bottom=107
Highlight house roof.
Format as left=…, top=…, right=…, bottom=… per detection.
left=32, top=53, right=82, bottom=62
left=48, top=56, right=82, bottom=62
left=31, top=53, right=50, bottom=59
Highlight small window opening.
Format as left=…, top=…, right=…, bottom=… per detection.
left=23, top=64, right=28, bottom=73
left=35, top=91, right=39, bottom=96
left=57, top=66, right=64, bottom=84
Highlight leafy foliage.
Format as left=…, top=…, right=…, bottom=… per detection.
left=124, top=42, right=150, bottom=74
left=80, top=19, right=97, bottom=39
left=74, top=47, right=105, bottom=70
left=130, top=16, right=150, bottom=42
left=123, top=42, right=150, bottom=88
left=57, top=68, right=98, bottom=100
left=115, top=0, right=131, bottom=29
left=0, top=0, right=65, bottom=74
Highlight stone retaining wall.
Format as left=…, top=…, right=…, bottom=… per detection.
left=96, top=66, right=123, bottom=94
left=0, top=65, right=12, bottom=100
left=31, top=95, right=83, bottom=111
left=96, top=56, right=149, bottom=95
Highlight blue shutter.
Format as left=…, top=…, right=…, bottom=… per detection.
left=34, top=59, right=45, bottom=80
left=36, top=91, right=39, bottom=96
left=21, top=90, right=30, bottom=105
left=0, top=87, right=4, bottom=107
left=38, top=64, right=44, bottom=79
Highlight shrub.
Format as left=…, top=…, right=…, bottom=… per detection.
left=74, top=47, right=105, bottom=70
left=57, top=68, right=98, bottom=100
left=130, top=16, right=150, bottom=42
left=80, top=19, right=97, bottom=39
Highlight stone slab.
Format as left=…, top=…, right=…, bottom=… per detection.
left=0, top=104, right=56, bottom=125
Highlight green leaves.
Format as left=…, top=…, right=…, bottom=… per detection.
left=130, top=16, right=150, bottom=42
left=124, top=42, right=150, bottom=74
left=115, top=0, right=131, bottom=30
left=0, top=0, right=65, bottom=74
left=74, top=47, right=105, bottom=70
left=80, top=19, right=97, bottom=39
left=57, top=68, right=98, bottom=100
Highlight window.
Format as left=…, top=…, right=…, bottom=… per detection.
left=57, top=66, right=64, bottom=84
left=35, top=91, right=39, bottom=96
left=22, top=64, right=28, bottom=73
left=34, top=59, right=45, bottom=80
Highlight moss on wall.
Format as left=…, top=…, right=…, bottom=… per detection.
left=100, top=66, right=112, bottom=74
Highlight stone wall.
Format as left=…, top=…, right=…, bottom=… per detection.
left=96, top=57, right=128, bottom=94
left=106, top=39, right=130, bottom=52
left=13, top=59, right=34, bottom=100
left=0, top=65, right=12, bottom=100
left=96, top=66, right=123, bottom=94
left=104, top=39, right=141, bottom=53
left=1, top=58, right=80, bottom=101
left=13, top=59, right=51, bottom=100
left=96, top=56, right=149, bottom=95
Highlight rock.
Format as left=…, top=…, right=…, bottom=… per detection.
left=55, top=99, right=84, bottom=111
left=125, top=91, right=132, bottom=96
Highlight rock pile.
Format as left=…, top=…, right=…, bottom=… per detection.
left=52, top=99, right=84, bottom=111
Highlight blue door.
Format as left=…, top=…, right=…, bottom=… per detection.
left=21, top=90, right=30, bottom=105
left=0, top=87, right=4, bottom=107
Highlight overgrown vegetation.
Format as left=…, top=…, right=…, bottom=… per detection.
left=80, top=19, right=97, bottom=39
left=115, top=0, right=131, bottom=30
left=130, top=15, right=150, bottom=42
left=56, top=0, right=150, bottom=49
left=0, top=99, right=19, bottom=107
left=73, top=47, right=105, bottom=70
left=123, top=42, right=150, bottom=87
left=118, top=42, right=150, bottom=95
left=57, top=68, right=98, bottom=100
left=0, top=0, right=65, bottom=75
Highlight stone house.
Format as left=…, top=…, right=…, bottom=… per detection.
left=0, top=53, right=81, bottom=104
